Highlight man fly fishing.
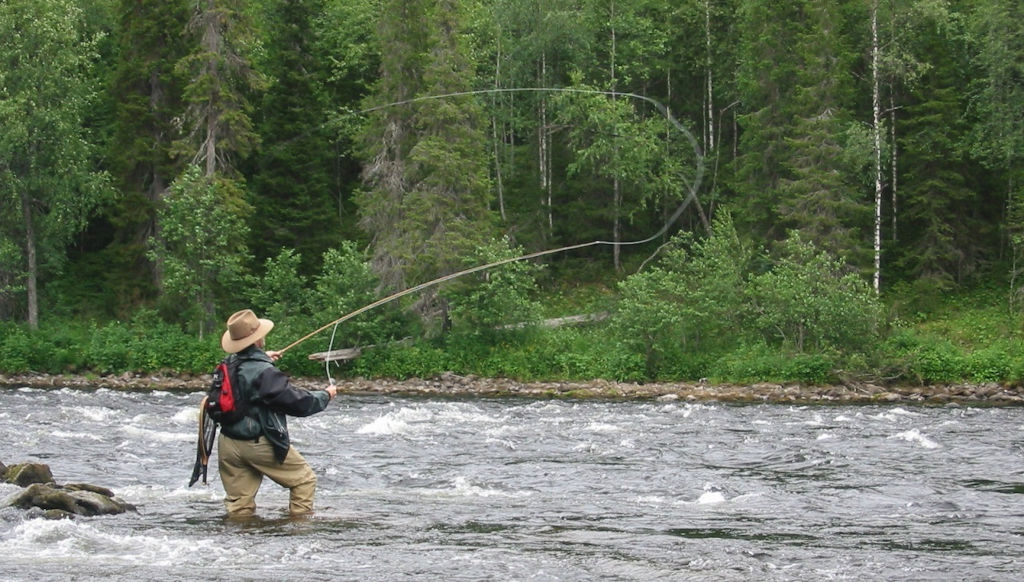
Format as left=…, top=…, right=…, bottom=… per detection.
left=205, top=309, right=338, bottom=517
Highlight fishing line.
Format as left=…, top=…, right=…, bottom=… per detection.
left=282, top=87, right=706, bottom=358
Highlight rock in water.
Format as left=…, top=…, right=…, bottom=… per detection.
left=5, top=482, right=135, bottom=518
left=3, top=462, right=55, bottom=486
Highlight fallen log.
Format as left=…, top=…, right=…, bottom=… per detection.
left=307, top=347, right=362, bottom=363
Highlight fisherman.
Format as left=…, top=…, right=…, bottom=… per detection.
left=216, top=308, right=338, bottom=517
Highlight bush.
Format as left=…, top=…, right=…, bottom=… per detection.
left=445, top=237, right=544, bottom=339
left=0, top=323, right=34, bottom=373
left=348, top=341, right=453, bottom=379
left=614, top=212, right=752, bottom=374
left=747, top=232, right=883, bottom=353
left=711, top=343, right=837, bottom=385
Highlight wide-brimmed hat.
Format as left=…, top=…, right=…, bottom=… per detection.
left=221, top=309, right=274, bottom=353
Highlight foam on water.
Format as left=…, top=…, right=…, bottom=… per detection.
left=4, top=518, right=244, bottom=567
left=357, top=411, right=412, bottom=435
left=584, top=422, right=621, bottom=433
left=119, top=425, right=192, bottom=443
left=696, top=490, right=727, bottom=504
left=50, top=430, right=104, bottom=441
left=890, top=428, right=940, bottom=449
left=451, top=475, right=532, bottom=498
left=171, top=406, right=199, bottom=424
left=65, top=406, right=118, bottom=422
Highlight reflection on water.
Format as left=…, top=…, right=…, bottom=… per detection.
left=2, top=386, right=1024, bottom=581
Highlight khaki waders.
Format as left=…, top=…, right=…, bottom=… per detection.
left=217, top=434, right=317, bottom=516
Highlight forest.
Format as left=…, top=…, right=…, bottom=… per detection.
left=1, top=0, right=1023, bottom=386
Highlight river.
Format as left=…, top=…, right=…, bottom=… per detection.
left=1, top=386, right=1022, bottom=581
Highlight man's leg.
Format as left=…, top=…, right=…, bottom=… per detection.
left=259, top=446, right=317, bottom=515
left=217, top=436, right=264, bottom=516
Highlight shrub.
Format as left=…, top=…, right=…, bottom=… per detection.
left=747, top=232, right=883, bottom=353
left=0, top=324, right=33, bottom=373
left=306, top=243, right=411, bottom=346
left=614, top=211, right=753, bottom=374
left=445, top=237, right=544, bottom=340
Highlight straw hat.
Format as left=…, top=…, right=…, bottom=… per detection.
left=221, top=309, right=274, bottom=353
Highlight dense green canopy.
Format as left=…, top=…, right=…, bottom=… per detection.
left=0, top=0, right=1021, bottom=366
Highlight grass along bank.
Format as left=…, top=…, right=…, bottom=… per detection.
left=1, top=285, right=1024, bottom=391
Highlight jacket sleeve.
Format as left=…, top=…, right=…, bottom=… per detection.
left=254, top=366, right=330, bottom=417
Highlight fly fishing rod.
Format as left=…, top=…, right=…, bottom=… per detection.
left=277, top=88, right=706, bottom=357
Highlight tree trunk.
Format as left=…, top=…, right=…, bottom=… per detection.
left=705, top=0, right=714, bottom=153
left=20, top=190, right=38, bottom=329
left=491, top=35, right=506, bottom=221
left=539, top=52, right=552, bottom=238
left=889, top=93, right=898, bottom=241
left=871, top=0, right=883, bottom=294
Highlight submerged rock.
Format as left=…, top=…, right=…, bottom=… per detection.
left=2, top=462, right=135, bottom=519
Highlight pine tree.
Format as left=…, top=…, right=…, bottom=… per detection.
left=105, top=0, right=190, bottom=302
left=249, top=0, right=337, bottom=271
left=358, top=0, right=495, bottom=306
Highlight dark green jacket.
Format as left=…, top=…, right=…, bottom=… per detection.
left=219, top=345, right=331, bottom=462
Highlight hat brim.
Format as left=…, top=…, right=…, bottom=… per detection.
left=221, top=318, right=274, bottom=353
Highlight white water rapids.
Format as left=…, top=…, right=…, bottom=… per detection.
left=1, top=386, right=1023, bottom=580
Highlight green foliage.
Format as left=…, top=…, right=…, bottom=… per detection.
left=149, top=167, right=252, bottom=338
left=174, top=0, right=263, bottom=176
left=747, top=232, right=883, bottom=352
left=711, top=342, right=837, bottom=385
left=0, top=0, right=113, bottom=325
left=104, top=0, right=189, bottom=303
left=245, top=248, right=309, bottom=326
left=445, top=237, right=544, bottom=339
left=7, top=0, right=1024, bottom=393
left=0, top=313, right=219, bottom=376
left=348, top=340, right=453, bottom=380
left=614, top=212, right=752, bottom=375
left=306, top=242, right=410, bottom=345
left=0, top=323, right=35, bottom=373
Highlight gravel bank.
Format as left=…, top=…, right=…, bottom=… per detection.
left=2, top=371, right=1023, bottom=405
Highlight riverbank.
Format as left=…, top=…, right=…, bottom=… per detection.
left=1, top=371, right=1023, bottom=405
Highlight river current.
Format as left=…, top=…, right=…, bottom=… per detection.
left=1, top=386, right=1022, bottom=581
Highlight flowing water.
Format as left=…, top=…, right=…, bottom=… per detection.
left=1, top=386, right=1023, bottom=581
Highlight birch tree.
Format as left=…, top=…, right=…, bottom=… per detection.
left=0, top=0, right=111, bottom=327
left=969, top=0, right=1024, bottom=310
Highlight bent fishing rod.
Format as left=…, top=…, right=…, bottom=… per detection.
left=277, top=87, right=706, bottom=358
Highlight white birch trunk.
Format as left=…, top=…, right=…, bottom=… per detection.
left=871, top=0, right=883, bottom=294
left=705, top=0, right=714, bottom=153
left=20, top=190, right=38, bottom=329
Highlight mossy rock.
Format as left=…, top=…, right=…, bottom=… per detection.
left=4, top=462, right=55, bottom=486
left=5, top=483, right=135, bottom=517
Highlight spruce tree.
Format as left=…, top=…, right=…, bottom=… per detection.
left=249, top=0, right=337, bottom=271
left=106, top=0, right=190, bottom=303
left=895, top=8, right=990, bottom=288
left=358, top=0, right=496, bottom=311
left=175, top=0, right=262, bottom=178
left=778, top=0, right=868, bottom=266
